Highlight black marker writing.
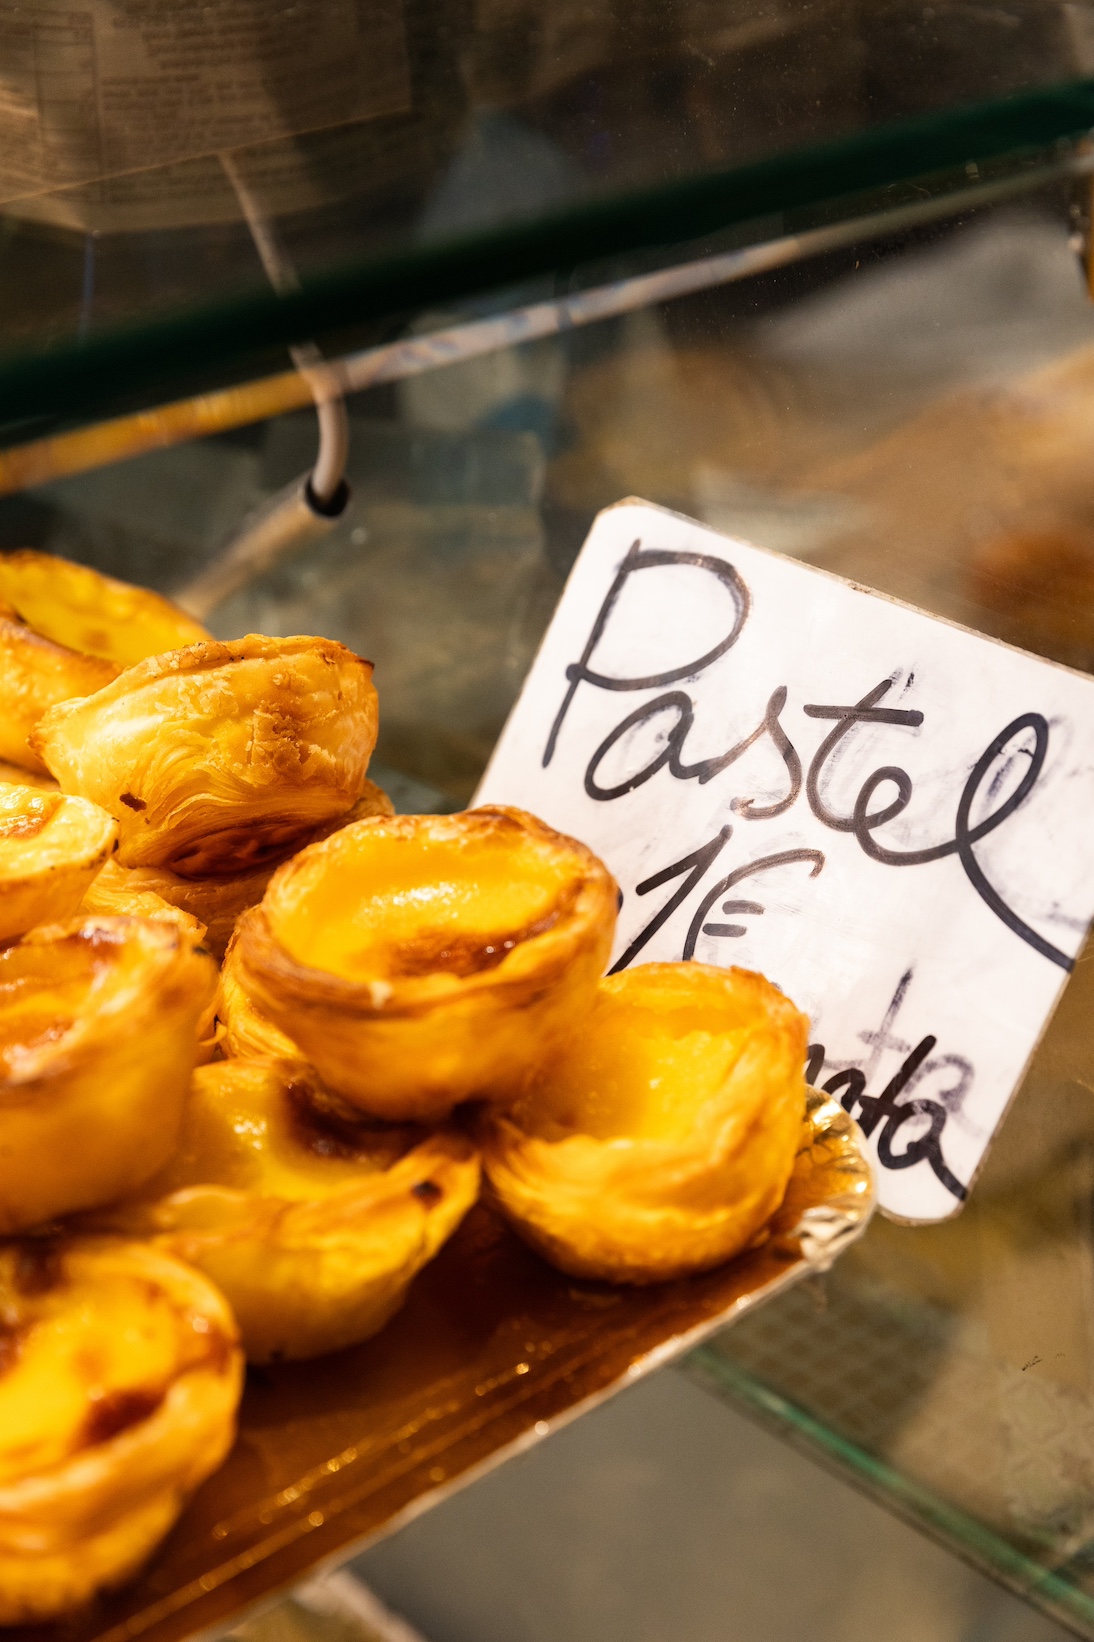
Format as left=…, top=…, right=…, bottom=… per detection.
left=609, top=826, right=733, bottom=974
left=683, top=849, right=825, bottom=958
left=805, top=684, right=1071, bottom=971
left=544, top=540, right=749, bottom=767
left=585, top=685, right=800, bottom=814
left=810, top=1036, right=967, bottom=1201
left=805, top=679, right=924, bottom=831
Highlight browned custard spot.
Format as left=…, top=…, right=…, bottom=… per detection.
left=81, top=1386, right=164, bottom=1448
left=0, top=1013, right=75, bottom=1061
left=0, top=796, right=61, bottom=840
left=284, top=1078, right=421, bottom=1168
left=12, top=1239, right=63, bottom=1297
left=385, top=897, right=571, bottom=981
left=0, top=1322, right=23, bottom=1376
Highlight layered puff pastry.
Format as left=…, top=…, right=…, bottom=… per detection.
left=0, top=785, right=117, bottom=943
left=0, top=552, right=208, bottom=774
left=230, top=807, right=618, bottom=1121
left=481, top=963, right=808, bottom=1283
left=0, top=1236, right=242, bottom=1623
left=80, top=779, right=394, bottom=960
left=32, top=635, right=379, bottom=877
left=0, top=916, right=216, bottom=1232
left=94, top=1059, right=480, bottom=1363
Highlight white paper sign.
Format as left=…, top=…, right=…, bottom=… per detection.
left=476, top=500, right=1094, bottom=1223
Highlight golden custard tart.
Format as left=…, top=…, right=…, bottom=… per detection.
left=232, top=807, right=618, bottom=1121
left=0, top=1236, right=242, bottom=1623
left=80, top=778, right=394, bottom=960
left=0, top=916, right=216, bottom=1232
left=96, top=1058, right=480, bottom=1363
left=482, top=963, right=808, bottom=1284
left=0, top=551, right=208, bottom=774
left=32, top=634, right=379, bottom=877
left=0, top=785, right=117, bottom=943
left=217, top=934, right=302, bottom=1062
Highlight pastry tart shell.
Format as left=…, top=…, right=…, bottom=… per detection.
left=0, top=785, right=117, bottom=943
left=33, top=634, right=379, bottom=876
left=0, top=1236, right=241, bottom=1624
left=99, top=1059, right=481, bottom=1363
left=482, top=963, right=809, bottom=1283
left=0, top=552, right=208, bottom=775
left=0, top=916, right=217, bottom=1231
left=233, top=807, right=618, bottom=1121
left=82, top=779, right=394, bottom=960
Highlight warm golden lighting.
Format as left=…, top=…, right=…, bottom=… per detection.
left=33, top=634, right=379, bottom=876
left=97, top=1058, right=481, bottom=1362
left=0, top=553, right=209, bottom=773
left=0, top=784, right=117, bottom=942
left=0, top=1236, right=242, bottom=1622
left=232, top=807, right=618, bottom=1121
left=0, top=916, right=216, bottom=1231
left=482, top=963, right=808, bottom=1283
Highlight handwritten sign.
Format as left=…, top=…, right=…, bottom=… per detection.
left=476, top=500, right=1094, bottom=1222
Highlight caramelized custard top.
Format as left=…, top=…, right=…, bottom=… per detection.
left=272, top=827, right=577, bottom=985
left=0, top=1243, right=227, bottom=1484
left=0, top=937, right=103, bottom=1071
left=0, top=791, right=60, bottom=842
left=155, top=1061, right=416, bottom=1202
left=0, top=551, right=207, bottom=665
left=513, top=967, right=758, bottom=1145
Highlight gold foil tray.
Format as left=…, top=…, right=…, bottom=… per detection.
left=19, top=1091, right=872, bottom=1642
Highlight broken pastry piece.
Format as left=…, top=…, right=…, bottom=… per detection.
left=482, top=963, right=808, bottom=1283
left=96, top=1058, right=480, bottom=1363
left=32, top=634, right=379, bottom=876
left=80, top=778, right=394, bottom=960
left=0, top=1236, right=242, bottom=1623
left=0, top=551, right=208, bottom=774
left=0, top=916, right=216, bottom=1231
left=0, top=785, right=117, bottom=943
left=232, top=807, right=618, bottom=1122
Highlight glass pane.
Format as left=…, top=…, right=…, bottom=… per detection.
left=6, top=164, right=1094, bottom=1634
left=4, top=0, right=1094, bottom=427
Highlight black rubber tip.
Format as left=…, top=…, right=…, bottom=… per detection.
left=304, top=476, right=351, bottom=519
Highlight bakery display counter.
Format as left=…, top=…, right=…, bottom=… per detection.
left=6, top=4, right=1094, bottom=1637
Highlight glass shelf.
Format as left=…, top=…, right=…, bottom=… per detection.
left=7, top=10, right=1094, bottom=1639
left=687, top=972, right=1094, bottom=1636
left=5, top=1, right=1094, bottom=438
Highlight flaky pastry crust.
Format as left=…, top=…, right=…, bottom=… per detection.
left=80, top=779, right=394, bottom=960
left=32, top=634, right=379, bottom=876
left=0, top=1236, right=242, bottom=1623
left=482, top=963, right=808, bottom=1283
left=97, top=1059, right=480, bottom=1362
left=0, top=916, right=217, bottom=1231
left=232, top=807, right=618, bottom=1121
left=217, top=934, right=303, bottom=1061
left=0, top=785, right=117, bottom=943
left=0, top=552, right=208, bottom=774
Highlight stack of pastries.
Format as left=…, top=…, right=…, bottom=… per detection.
left=0, top=552, right=810, bottom=1620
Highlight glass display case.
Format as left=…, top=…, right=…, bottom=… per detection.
left=7, top=2, right=1094, bottom=1636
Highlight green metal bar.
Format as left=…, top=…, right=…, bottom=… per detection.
left=685, top=1345, right=1094, bottom=1639
left=3, top=78, right=1094, bottom=424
